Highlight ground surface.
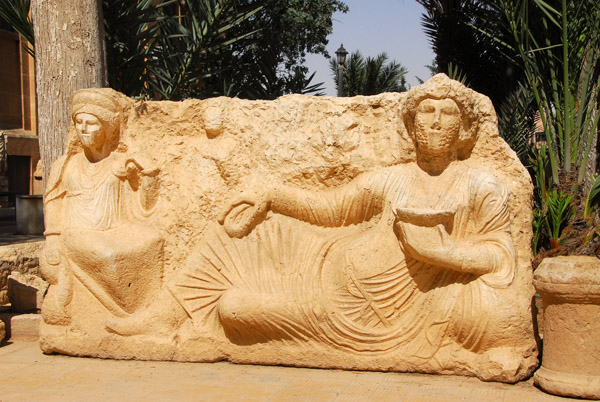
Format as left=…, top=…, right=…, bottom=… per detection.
left=0, top=341, right=570, bottom=402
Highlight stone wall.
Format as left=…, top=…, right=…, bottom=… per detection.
left=0, top=241, right=44, bottom=305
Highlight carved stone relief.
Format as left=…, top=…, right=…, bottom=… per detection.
left=39, top=75, right=538, bottom=383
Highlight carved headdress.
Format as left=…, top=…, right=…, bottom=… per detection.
left=402, top=74, right=479, bottom=159
left=71, top=88, right=129, bottom=136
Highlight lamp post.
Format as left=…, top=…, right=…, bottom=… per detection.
left=335, top=44, right=348, bottom=97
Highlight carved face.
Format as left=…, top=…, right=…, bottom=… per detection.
left=204, top=106, right=224, bottom=137
left=413, top=98, right=461, bottom=154
left=75, top=113, right=106, bottom=149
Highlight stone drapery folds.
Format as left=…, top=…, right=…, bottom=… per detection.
left=39, top=75, right=538, bottom=383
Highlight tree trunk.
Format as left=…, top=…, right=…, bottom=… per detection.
left=31, top=0, right=107, bottom=187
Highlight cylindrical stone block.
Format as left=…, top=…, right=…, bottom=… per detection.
left=533, top=256, right=600, bottom=399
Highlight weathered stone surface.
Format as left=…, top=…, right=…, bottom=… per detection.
left=0, top=319, right=4, bottom=344
left=7, top=271, right=49, bottom=312
left=39, top=75, right=538, bottom=383
left=10, top=313, right=41, bottom=340
left=0, top=241, right=44, bottom=305
left=534, top=256, right=600, bottom=399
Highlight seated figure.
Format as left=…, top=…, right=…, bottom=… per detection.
left=41, top=88, right=163, bottom=327
left=172, top=75, right=519, bottom=364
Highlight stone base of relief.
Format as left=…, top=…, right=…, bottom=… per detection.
left=39, top=75, right=538, bottom=382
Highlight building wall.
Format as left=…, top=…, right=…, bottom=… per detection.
left=0, top=30, right=23, bottom=129
left=0, top=27, right=40, bottom=196
left=19, top=39, right=36, bottom=132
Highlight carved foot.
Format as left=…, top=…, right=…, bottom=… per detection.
left=105, top=294, right=187, bottom=337
left=41, top=287, right=71, bottom=326
left=476, top=346, right=533, bottom=382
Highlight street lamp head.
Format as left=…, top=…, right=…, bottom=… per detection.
left=336, top=44, right=348, bottom=65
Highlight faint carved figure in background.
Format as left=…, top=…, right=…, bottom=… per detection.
left=41, top=88, right=163, bottom=327
left=173, top=75, right=517, bottom=362
left=203, top=99, right=227, bottom=139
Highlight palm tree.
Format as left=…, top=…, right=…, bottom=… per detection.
left=330, top=50, right=408, bottom=96
left=103, top=0, right=266, bottom=100
left=464, top=0, right=600, bottom=253
left=416, top=0, right=522, bottom=109
left=2, top=0, right=330, bottom=100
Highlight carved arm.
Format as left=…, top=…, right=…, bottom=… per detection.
left=219, top=172, right=386, bottom=238
left=269, top=177, right=385, bottom=227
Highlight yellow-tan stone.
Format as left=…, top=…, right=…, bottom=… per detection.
left=39, top=75, right=538, bottom=383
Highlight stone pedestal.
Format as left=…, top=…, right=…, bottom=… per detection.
left=533, top=256, right=600, bottom=399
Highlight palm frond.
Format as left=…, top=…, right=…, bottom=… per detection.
left=0, top=0, right=34, bottom=56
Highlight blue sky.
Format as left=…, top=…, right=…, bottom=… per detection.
left=304, top=0, right=435, bottom=96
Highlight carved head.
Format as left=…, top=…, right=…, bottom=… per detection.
left=70, top=88, right=127, bottom=152
left=202, top=98, right=226, bottom=138
left=402, top=74, right=478, bottom=159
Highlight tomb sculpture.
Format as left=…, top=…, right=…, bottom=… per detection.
left=39, top=75, right=538, bottom=383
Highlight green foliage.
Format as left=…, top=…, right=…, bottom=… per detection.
left=223, top=0, right=347, bottom=98
left=416, top=0, right=523, bottom=110
left=330, top=50, right=408, bottom=96
left=585, top=175, right=600, bottom=218
left=227, top=47, right=325, bottom=99
left=104, top=0, right=266, bottom=100
left=543, top=189, right=575, bottom=246
left=532, top=206, right=546, bottom=255
left=4, top=0, right=343, bottom=100
left=498, top=0, right=600, bottom=190
left=0, top=0, right=34, bottom=56
left=497, top=83, right=536, bottom=166
left=446, top=62, right=469, bottom=86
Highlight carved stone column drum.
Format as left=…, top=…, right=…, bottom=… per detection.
left=533, top=256, right=600, bottom=399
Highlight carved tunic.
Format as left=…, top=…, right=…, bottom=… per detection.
left=312, top=162, right=514, bottom=356
left=175, top=161, right=515, bottom=357
left=62, top=154, right=123, bottom=230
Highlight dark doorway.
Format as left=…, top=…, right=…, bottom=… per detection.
left=7, top=155, right=30, bottom=203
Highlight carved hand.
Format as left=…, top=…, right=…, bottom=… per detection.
left=218, top=191, right=271, bottom=238
left=113, top=154, right=159, bottom=180
left=395, top=219, right=493, bottom=276
left=395, top=221, right=455, bottom=263
left=126, top=154, right=159, bottom=177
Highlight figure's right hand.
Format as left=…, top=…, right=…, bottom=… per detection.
left=218, top=191, right=271, bottom=238
left=394, top=207, right=455, bottom=228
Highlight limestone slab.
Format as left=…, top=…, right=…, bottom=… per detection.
left=10, top=313, right=40, bottom=340
left=39, top=75, right=538, bottom=383
left=8, top=271, right=48, bottom=312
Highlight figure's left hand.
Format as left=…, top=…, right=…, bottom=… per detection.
left=125, top=154, right=159, bottom=179
left=395, top=221, right=455, bottom=264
